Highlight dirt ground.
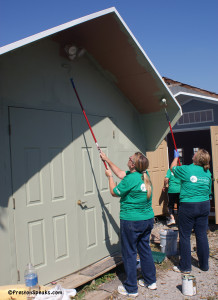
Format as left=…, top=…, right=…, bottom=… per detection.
left=95, top=218, right=218, bottom=300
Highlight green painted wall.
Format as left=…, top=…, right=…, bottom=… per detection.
left=0, top=38, right=147, bottom=284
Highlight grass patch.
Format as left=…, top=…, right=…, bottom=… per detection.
left=72, top=271, right=116, bottom=299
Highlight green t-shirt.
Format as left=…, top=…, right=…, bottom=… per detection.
left=113, top=171, right=154, bottom=221
left=165, top=168, right=181, bottom=193
left=172, top=164, right=212, bottom=203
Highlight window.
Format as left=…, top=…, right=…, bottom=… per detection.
left=178, top=109, right=214, bottom=125
left=177, top=148, right=184, bottom=165
left=193, top=148, right=199, bottom=155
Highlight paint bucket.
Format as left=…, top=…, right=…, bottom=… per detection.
left=182, top=274, right=197, bottom=296
left=159, top=229, right=178, bottom=256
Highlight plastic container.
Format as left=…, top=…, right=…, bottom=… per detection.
left=159, top=229, right=178, bottom=256
left=151, top=251, right=166, bottom=263
left=182, top=274, right=197, bottom=296
left=24, top=263, right=38, bottom=299
left=137, top=251, right=165, bottom=268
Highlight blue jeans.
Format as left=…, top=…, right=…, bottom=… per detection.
left=120, top=219, right=156, bottom=293
left=178, top=201, right=210, bottom=272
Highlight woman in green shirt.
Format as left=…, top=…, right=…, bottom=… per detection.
left=170, top=149, right=212, bottom=273
left=100, top=151, right=156, bottom=297
left=163, top=165, right=181, bottom=225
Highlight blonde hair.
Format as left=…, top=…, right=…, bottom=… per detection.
left=194, top=149, right=210, bottom=171
left=133, top=152, right=152, bottom=199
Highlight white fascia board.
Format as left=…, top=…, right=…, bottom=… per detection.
left=174, top=92, right=218, bottom=103
left=0, top=7, right=116, bottom=55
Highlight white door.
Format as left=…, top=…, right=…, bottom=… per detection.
left=10, top=107, right=79, bottom=284
left=72, top=114, right=120, bottom=269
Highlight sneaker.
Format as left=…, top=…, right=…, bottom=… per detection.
left=117, top=285, right=138, bottom=297
left=138, top=279, right=157, bottom=290
left=167, top=219, right=176, bottom=226
left=148, top=283, right=157, bottom=290
left=173, top=266, right=191, bottom=274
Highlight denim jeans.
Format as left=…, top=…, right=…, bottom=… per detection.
left=178, top=201, right=210, bottom=272
left=120, top=219, right=156, bottom=293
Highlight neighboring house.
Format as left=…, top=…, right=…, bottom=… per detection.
left=163, top=77, right=218, bottom=223
left=0, top=8, right=181, bottom=285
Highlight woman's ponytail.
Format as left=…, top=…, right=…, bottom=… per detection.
left=143, top=171, right=152, bottom=200
left=133, top=152, right=152, bottom=199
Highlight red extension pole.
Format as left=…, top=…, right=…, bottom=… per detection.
left=164, top=108, right=181, bottom=166
left=70, top=78, right=108, bottom=169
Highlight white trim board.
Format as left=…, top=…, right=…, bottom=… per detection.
left=174, top=92, right=218, bottom=104
left=0, top=7, right=116, bottom=55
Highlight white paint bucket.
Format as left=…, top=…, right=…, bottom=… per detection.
left=182, top=274, right=197, bottom=296
left=159, top=229, right=178, bottom=256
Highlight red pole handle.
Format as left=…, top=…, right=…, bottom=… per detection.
left=168, top=122, right=181, bottom=166
left=164, top=108, right=181, bottom=166
left=70, top=78, right=108, bottom=169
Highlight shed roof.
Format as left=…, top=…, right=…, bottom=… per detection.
left=163, top=77, right=218, bottom=99
left=0, top=7, right=181, bottom=149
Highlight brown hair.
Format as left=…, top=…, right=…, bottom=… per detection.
left=193, top=149, right=210, bottom=171
left=133, top=152, right=152, bottom=199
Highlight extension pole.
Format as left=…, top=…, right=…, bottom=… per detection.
left=70, top=78, right=108, bottom=169
left=164, top=107, right=181, bottom=166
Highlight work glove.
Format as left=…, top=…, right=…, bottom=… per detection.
left=174, top=149, right=180, bottom=158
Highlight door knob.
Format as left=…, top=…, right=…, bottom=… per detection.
left=77, top=200, right=86, bottom=206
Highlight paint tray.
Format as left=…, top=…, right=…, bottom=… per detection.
left=151, top=251, right=166, bottom=264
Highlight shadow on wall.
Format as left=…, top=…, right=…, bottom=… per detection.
left=1, top=106, right=146, bottom=257
left=3, top=109, right=146, bottom=207
left=83, top=134, right=120, bottom=254
left=159, top=189, right=169, bottom=215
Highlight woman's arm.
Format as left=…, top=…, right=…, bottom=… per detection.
left=170, top=150, right=180, bottom=172
left=170, top=158, right=178, bottom=171
left=105, top=169, right=119, bottom=197
left=100, top=152, right=126, bottom=179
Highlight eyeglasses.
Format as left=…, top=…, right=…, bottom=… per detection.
left=129, top=157, right=135, bottom=164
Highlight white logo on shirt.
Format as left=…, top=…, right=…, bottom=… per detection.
left=141, top=184, right=147, bottom=192
left=115, top=187, right=121, bottom=195
left=190, top=176, right=198, bottom=183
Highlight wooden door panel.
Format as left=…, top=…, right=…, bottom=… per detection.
left=146, top=140, right=169, bottom=215
left=210, top=126, right=218, bottom=224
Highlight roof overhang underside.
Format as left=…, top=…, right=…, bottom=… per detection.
left=0, top=8, right=181, bottom=150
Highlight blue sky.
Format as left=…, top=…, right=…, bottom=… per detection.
left=0, top=0, right=218, bottom=93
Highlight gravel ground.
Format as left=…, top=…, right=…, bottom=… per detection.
left=98, top=218, right=218, bottom=300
